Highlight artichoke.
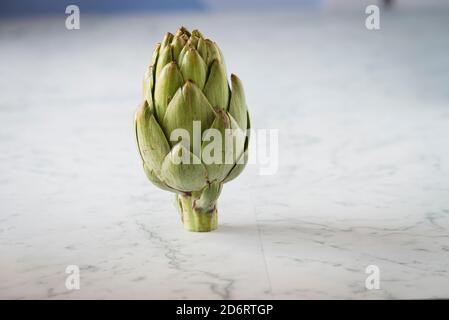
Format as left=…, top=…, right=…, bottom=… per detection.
left=135, top=27, right=250, bottom=232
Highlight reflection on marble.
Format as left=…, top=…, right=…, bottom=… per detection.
left=1, top=8, right=449, bottom=299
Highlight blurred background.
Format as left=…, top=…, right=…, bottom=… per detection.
left=1, top=0, right=449, bottom=299
left=1, top=0, right=449, bottom=15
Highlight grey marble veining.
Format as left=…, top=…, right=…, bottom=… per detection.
left=1, top=8, right=449, bottom=299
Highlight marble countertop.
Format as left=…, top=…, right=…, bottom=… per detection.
left=1, top=8, right=449, bottom=299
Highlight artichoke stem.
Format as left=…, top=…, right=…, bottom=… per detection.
left=178, top=195, right=217, bottom=232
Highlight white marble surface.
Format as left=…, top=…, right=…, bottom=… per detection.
left=1, top=8, right=449, bottom=299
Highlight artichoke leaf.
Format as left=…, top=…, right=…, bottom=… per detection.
left=163, top=81, right=216, bottom=150
left=171, top=36, right=186, bottom=61
left=228, top=74, right=248, bottom=130
left=143, top=163, right=180, bottom=193
left=205, top=40, right=226, bottom=69
left=155, top=45, right=173, bottom=82
left=191, top=29, right=204, bottom=38
left=160, top=32, right=174, bottom=50
left=142, top=66, right=153, bottom=106
left=228, top=112, right=247, bottom=163
left=204, top=59, right=229, bottom=110
left=161, top=143, right=208, bottom=192
left=197, top=37, right=208, bottom=61
left=151, top=43, right=160, bottom=68
left=222, top=111, right=250, bottom=183
left=175, top=26, right=190, bottom=37
left=201, top=110, right=235, bottom=182
left=177, top=44, right=189, bottom=66
left=135, top=100, right=171, bottom=173
left=154, top=61, right=184, bottom=123
left=223, top=149, right=248, bottom=183
left=180, top=47, right=207, bottom=89
left=187, top=35, right=199, bottom=49
left=204, top=39, right=221, bottom=66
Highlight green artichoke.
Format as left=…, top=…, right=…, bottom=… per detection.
left=135, top=27, right=250, bottom=232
